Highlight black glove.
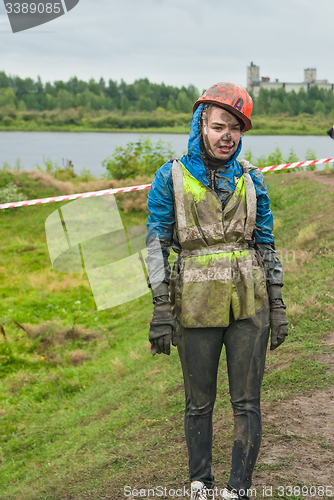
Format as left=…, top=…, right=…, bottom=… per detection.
left=149, top=283, right=177, bottom=356
left=268, top=285, right=289, bottom=350
left=149, top=296, right=176, bottom=355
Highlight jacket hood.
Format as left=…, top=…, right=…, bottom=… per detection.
left=180, top=104, right=242, bottom=187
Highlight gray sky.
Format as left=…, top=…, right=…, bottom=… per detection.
left=0, top=0, right=333, bottom=91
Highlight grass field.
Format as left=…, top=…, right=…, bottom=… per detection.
left=0, top=113, right=332, bottom=136
left=0, top=170, right=333, bottom=499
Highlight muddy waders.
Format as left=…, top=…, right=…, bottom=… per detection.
left=169, top=160, right=270, bottom=499
left=177, top=304, right=270, bottom=495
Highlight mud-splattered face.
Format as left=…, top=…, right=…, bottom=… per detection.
left=202, top=107, right=241, bottom=162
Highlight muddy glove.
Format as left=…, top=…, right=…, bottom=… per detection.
left=269, top=285, right=289, bottom=350
left=149, top=283, right=176, bottom=356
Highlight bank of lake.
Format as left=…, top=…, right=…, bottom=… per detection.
left=1, top=131, right=333, bottom=178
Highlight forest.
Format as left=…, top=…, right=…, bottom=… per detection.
left=0, top=72, right=334, bottom=133
left=1, top=71, right=334, bottom=116
left=0, top=72, right=199, bottom=113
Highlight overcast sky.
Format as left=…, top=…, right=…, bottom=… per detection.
left=0, top=0, right=333, bottom=92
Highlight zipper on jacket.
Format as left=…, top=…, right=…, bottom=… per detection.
left=210, top=169, right=215, bottom=190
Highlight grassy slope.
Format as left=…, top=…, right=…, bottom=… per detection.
left=0, top=172, right=333, bottom=499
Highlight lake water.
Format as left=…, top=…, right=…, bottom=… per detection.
left=0, top=131, right=333, bottom=177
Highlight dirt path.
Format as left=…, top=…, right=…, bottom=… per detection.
left=251, top=331, right=334, bottom=498
left=116, top=339, right=334, bottom=500
left=249, top=171, right=334, bottom=496
left=286, top=170, right=334, bottom=193
left=120, top=332, right=334, bottom=500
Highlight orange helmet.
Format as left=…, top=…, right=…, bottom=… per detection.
left=193, top=82, right=253, bottom=132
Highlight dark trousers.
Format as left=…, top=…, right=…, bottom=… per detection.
left=176, top=304, right=270, bottom=493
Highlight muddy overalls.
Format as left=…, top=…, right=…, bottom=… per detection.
left=170, top=159, right=270, bottom=494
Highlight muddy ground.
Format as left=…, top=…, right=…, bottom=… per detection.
left=287, top=170, right=334, bottom=192
left=252, top=330, right=334, bottom=498
left=204, top=330, right=334, bottom=499
left=247, top=171, right=334, bottom=497
left=120, top=331, right=334, bottom=500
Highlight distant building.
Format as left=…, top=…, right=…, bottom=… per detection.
left=247, top=62, right=334, bottom=97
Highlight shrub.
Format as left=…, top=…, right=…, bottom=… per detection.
left=61, top=108, right=81, bottom=125
left=77, top=167, right=95, bottom=182
left=36, top=156, right=78, bottom=181
left=21, top=111, right=38, bottom=121
left=2, top=116, right=13, bottom=126
left=102, top=136, right=175, bottom=179
left=0, top=182, right=27, bottom=204
left=245, top=146, right=303, bottom=174
left=305, top=148, right=317, bottom=171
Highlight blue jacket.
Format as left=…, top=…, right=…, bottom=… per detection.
left=147, top=105, right=283, bottom=287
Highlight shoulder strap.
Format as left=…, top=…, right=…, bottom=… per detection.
left=239, top=160, right=257, bottom=240
left=238, top=159, right=258, bottom=170
left=172, top=160, right=187, bottom=232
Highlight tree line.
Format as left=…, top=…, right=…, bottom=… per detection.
left=0, top=72, right=199, bottom=114
left=251, top=86, right=334, bottom=116
left=0, top=71, right=334, bottom=118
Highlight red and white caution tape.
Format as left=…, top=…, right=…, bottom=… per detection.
left=0, top=157, right=333, bottom=210
left=259, top=157, right=334, bottom=173
left=0, top=183, right=152, bottom=210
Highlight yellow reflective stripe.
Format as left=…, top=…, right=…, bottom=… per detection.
left=191, top=249, right=250, bottom=266
left=179, top=160, right=208, bottom=203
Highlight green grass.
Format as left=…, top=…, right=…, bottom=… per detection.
left=0, top=113, right=332, bottom=135
left=0, top=123, right=192, bottom=134
left=0, top=171, right=333, bottom=498
left=249, top=113, right=333, bottom=135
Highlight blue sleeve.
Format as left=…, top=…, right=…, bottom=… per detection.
left=250, top=168, right=284, bottom=286
left=250, top=168, right=274, bottom=244
left=146, top=161, right=175, bottom=287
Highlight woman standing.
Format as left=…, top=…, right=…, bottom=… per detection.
left=146, top=83, right=288, bottom=500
